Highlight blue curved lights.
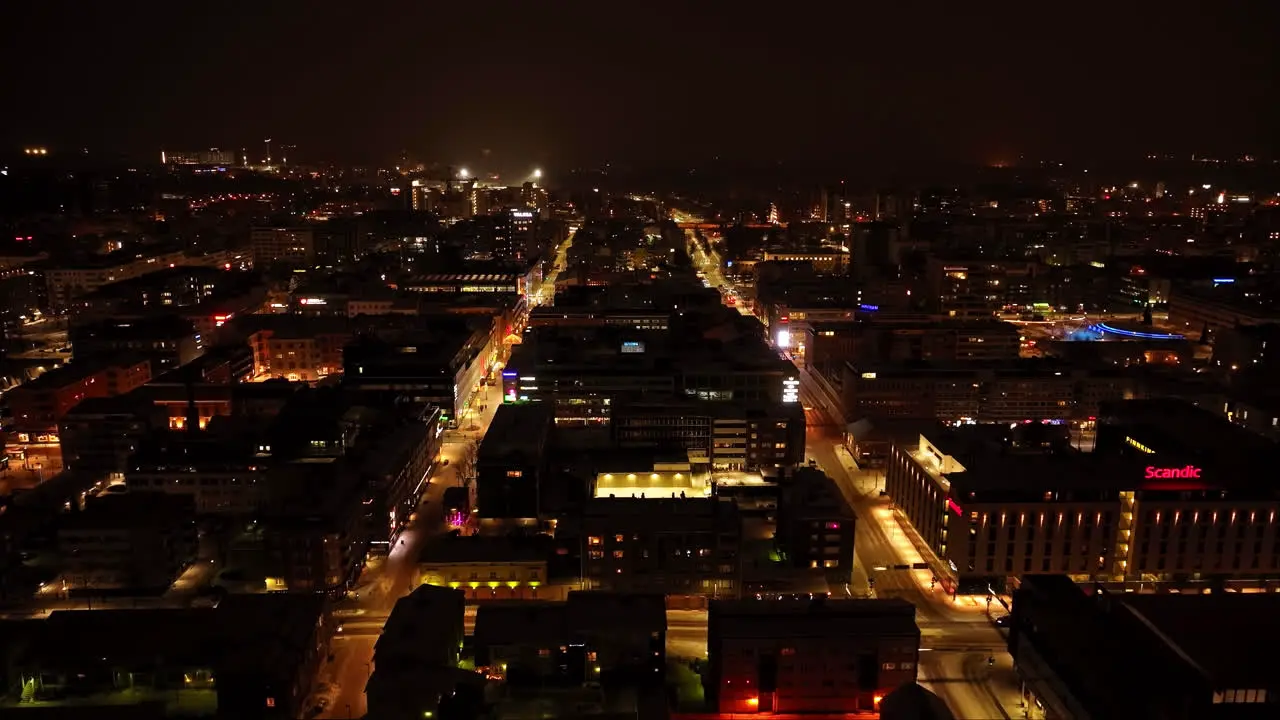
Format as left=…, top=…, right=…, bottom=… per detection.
left=1090, top=323, right=1183, bottom=340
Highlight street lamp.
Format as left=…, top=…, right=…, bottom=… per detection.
left=533, top=168, right=542, bottom=180
left=458, top=167, right=469, bottom=179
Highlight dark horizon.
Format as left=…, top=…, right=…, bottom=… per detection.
left=3, top=0, right=1277, bottom=171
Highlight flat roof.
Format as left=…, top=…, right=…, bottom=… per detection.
left=479, top=403, right=553, bottom=461
left=1100, top=398, right=1280, bottom=457
left=709, top=598, right=918, bottom=638
left=418, top=534, right=550, bottom=565
left=10, top=593, right=325, bottom=673
left=846, top=358, right=1131, bottom=379
left=15, top=355, right=149, bottom=392
left=407, top=273, right=521, bottom=283
left=581, top=496, right=739, bottom=529
left=510, top=325, right=791, bottom=373
left=595, top=470, right=708, bottom=499
left=1119, top=593, right=1280, bottom=688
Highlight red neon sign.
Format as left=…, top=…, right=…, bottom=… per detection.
left=1144, top=465, right=1201, bottom=479
left=946, top=498, right=963, bottom=517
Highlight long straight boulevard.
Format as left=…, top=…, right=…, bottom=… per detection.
left=688, top=226, right=1029, bottom=719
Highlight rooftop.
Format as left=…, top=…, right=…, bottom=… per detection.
left=474, top=592, right=666, bottom=648
left=709, top=598, right=919, bottom=638
left=1118, top=593, right=1280, bottom=688
left=478, top=404, right=553, bottom=462
left=846, top=358, right=1132, bottom=379
left=7, top=593, right=326, bottom=674
left=418, top=534, right=551, bottom=565
left=15, top=355, right=149, bottom=393
left=509, top=324, right=790, bottom=373
left=579, top=496, right=740, bottom=530
left=1100, top=397, right=1280, bottom=458
left=60, top=491, right=194, bottom=530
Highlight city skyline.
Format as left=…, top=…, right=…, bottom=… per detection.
left=4, top=0, right=1277, bottom=169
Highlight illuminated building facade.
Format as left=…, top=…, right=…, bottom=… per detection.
left=7, top=356, right=152, bottom=443
left=248, top=326, right=348, bottom=381
left=707, top=598, right=920, bottom=715
left=503, top=326, right=797, bottom=425
left=572, top=497, right=742, bottom=600
left=924, top=256, right=1039, bottom=319
left=250, top=226, right=314, bottom=267
left=417, top=535, right=550, bottom=600
left=610, top=400, right=806, bottom=471
left=886, top=401, right=1280, bottom=593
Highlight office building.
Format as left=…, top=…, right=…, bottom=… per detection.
left=504, top=325, right=798, bottom=424
left=925, top=256, right=1039, bottom=318
left=611, top=400, right=805, bottom=471
left=841, top=360, right=1139, bottom=423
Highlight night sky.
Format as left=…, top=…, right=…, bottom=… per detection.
left=3, top=1, right=1276, bottom=171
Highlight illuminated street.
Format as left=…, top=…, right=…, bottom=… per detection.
left=801, top=380, right=1024, bottom=719
left=687, top=231, right=1025, bottom=719
left=319, top=383, right=505, bottom=718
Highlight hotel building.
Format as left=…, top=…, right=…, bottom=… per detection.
left=885, top=399, right=1280, bottom=594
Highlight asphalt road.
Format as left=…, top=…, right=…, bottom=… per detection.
left=319, top=384, right=505, bottom=719
left=800, top=374, right=1024, bottom=718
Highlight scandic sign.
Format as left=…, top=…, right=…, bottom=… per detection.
left=1144, top=465, right=1202, bottom=479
